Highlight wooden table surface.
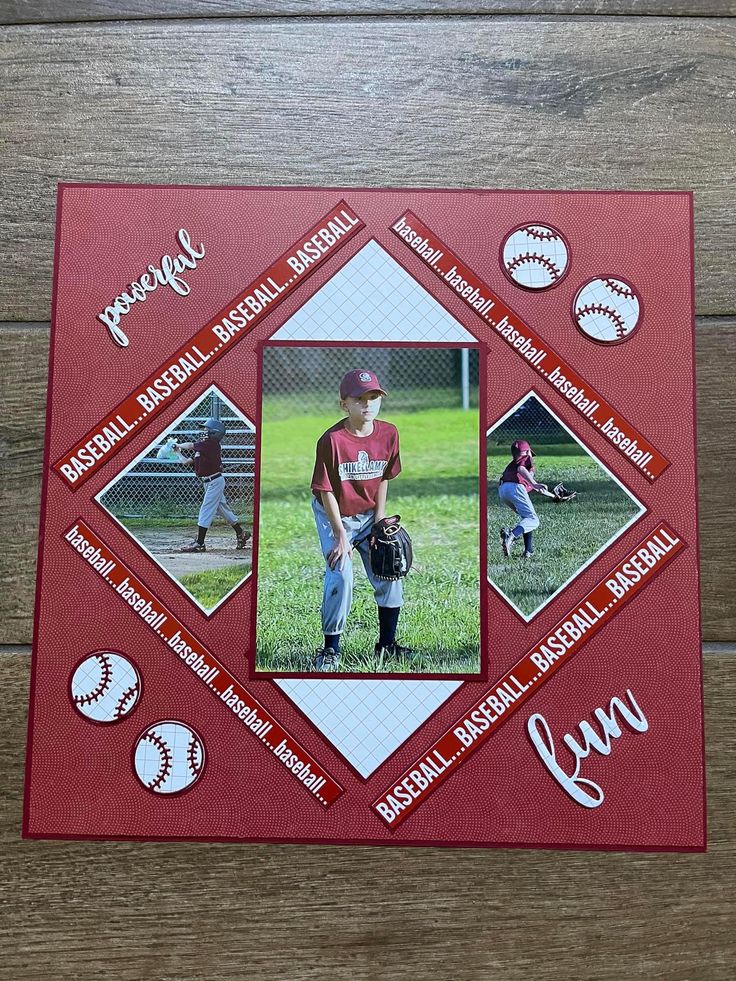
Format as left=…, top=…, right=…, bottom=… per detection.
left=1, top=2, right=734, bottom=978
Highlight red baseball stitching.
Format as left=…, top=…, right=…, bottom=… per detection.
left=602, top=277, right=634, bottom=298
left=507, top=252, right=560, bottom=280
left=143, top=731, right=173, bottom=791
left=113, top=682, right=139, bottom=719
left=186, top=735, right=203, bottom=777
left=74, top=652, right=113, bottom=707
left=576, top=303, right=629, bottom=338
left=523, top=226, right=560, bottom=242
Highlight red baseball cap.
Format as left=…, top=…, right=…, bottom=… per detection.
left=339, top=369, right=387, bottom=399
left=511, top=440, right=534, bottom=459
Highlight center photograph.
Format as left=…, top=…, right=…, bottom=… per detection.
left=252, top=343, right=484, bottom=678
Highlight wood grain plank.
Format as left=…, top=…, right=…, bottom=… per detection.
left=3, top=1, right=736, bottom=27
left=1, top=650, right=733, bottom=980
left=0, top=17, right=734, bottom=318
left=1, top=319, right=733, bottom=644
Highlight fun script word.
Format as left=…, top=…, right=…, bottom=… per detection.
left=97, top=228, right=205, bottom=348
left=527, top=689, right=648, bottom=808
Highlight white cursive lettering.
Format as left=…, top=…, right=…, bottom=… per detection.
left=527, top=690, right=648, bottom=808
left=97, top=228, right=205, bottom=348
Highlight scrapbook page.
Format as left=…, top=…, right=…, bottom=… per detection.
left=24, top=184, right=704, bottom=849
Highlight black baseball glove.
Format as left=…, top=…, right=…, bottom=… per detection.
left=369, top=515, right=413, bottom=580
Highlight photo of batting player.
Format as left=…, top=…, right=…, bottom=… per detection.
left=310, top=369, right=411, bottom=672
left=174, top=418, right=251, bottom=553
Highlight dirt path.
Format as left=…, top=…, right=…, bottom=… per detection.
left=136, top=528, right=252, bottom=578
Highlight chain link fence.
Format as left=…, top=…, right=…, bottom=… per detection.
left=262, top=346, right=479, bottom=419
left=98, top=391, right=255, bottom=524
left=487, top=395, right=574, bottom=450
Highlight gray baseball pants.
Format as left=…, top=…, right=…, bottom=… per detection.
left=198, top=474, right=239, bottom=529
left=312, top=496, right=404, bottom=635
left=498, top=481, right=539, bottom=536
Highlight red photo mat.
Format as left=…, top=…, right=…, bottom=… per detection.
left=24, top=184, right=704, bottom=850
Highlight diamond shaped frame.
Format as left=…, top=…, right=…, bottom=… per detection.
left=95, top=384, right=256, bottom=617
left=487, top=390, right=647, bottom=622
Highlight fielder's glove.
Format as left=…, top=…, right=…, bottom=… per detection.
left=369, top=516, right=413, bottom=580
left=552, top=482, right=577, bottom=503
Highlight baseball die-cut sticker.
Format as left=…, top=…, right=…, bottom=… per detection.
left=501, top=223, right=570, bottom=291
left=573, top=276, right=642, bottom=344
left=24, top=185, right=703, bottom=851
left=134, top=721, right=205, bottom=795
left=70, top=651, right=141, bottom=723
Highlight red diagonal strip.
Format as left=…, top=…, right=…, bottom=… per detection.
left=391, top=211, right=668, bottom=481
left=54, top=201, right=364, bottom=489
left=373, top=522, right=684, bottom=827
left=64, top=518, right=344, bottom=807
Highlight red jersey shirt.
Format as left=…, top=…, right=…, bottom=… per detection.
left=500, top=459, right=535, bottom=492
left=311, top=419, right=401, bottom=517
left=192, top=439, right=222, bottom=478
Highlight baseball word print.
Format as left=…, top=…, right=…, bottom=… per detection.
left=574, top=276, right=642, bottom=344
left=501, top=224, right=569, bottom=291
left=25, top=185, right=703, bottom=852
left=134, top=721, right=205, bottom=795
left=70, top=651, right=141, bottom=723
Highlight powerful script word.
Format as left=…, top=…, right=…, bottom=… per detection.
left=527, top=689, right=649, bottom=808
left=97, top=228, right=205, bottom=347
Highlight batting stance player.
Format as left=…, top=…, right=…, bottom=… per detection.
left=310, top=369, right=412, bottom=672
left=173, top=418, right=250, bottom=553
left=499, top=440, right=548, bottom=559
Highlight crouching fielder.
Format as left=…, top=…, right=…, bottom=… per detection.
left=498, top=440, right=548, bottom=559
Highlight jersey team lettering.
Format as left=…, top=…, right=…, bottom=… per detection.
left=338, top=450, right=388, bottom=481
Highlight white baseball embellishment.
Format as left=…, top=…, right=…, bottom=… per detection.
left=502, top=224, right=569, bottom=290
left=70, top=652, right=141, bottom=723
left=574, top=277, right=641, bottom=343
left=134, top=721, right=205, bottom=795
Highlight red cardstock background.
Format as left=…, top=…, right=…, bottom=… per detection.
left=24, top=185, right=704, bottom=850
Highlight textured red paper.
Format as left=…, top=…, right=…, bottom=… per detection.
left=24, top=185, right=704, bottom=850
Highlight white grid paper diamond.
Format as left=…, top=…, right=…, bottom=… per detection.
left=269, top=239, right=477, bottom=343
left=275, top=679, right=462, bottom=777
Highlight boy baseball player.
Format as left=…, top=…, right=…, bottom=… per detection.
left=310, top=369, right=412, bottom=672
left=173, top=418, right=250, bottom=553
left=498, top=440, right=548, bottom=559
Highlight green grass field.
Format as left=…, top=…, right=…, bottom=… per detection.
left=487, top=445, right=643, bottom=617
left=256, top=406, right=481, bottom=674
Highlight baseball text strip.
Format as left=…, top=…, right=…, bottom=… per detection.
left=63, top=518, right=345, bottom=806
left=54, top=202, right=364, bottom=490
left=391, top=212, right=668, bottom=481
left=373, top=522, right=684, bottom=827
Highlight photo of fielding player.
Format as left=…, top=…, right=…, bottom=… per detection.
left=499, top=439, right=579, bottom=558
left=256, top=344, right=480, bottom=675
left=174, top=418, right=251, bottom=554
left=310, top=369, right=412, bottom=672
left=488, top=393, right=643, bottom=619
left=498, top=440, right=547, bottom=559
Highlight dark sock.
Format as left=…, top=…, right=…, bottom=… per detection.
left=197, top=526, right=207, bottom=546
left=378, top=606, right=401, bottom=647
left=523, top=531, right=534, bottom=552
left=324, top=634, right=340, bottom=653
left=232, top=522, right=244, bottom=537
